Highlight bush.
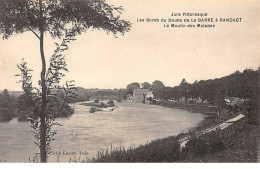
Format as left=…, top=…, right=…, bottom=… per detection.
left=107, top=100, right=115, bottom=107
left=16, top=109, right=30, bottom=122
left=107, top=100, right=114, bottom=104
left=0, top=107, right=14, bottom=122
left=100, top=102, right=108, bottom=108
left=181, top=118, right=258, bottom=162
left=181, top=129, right=226, bottom=159
left=92, top=136, right=181, bottom=162
left=54, top=104, right=74, bottom=118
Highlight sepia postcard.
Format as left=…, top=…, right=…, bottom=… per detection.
left=0, top=0, right=259, bottom=164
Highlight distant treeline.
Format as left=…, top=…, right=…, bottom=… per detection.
left=0, top=89, right=74, bottom=122
left=70, top=87, right=126, bottom=102
left=1, top=68, right=259, bottom=124
left=0, top=87, right=125, bottom=122
left=126, top=69, right=258, bottom=105
left=158, top=69, right=258, bottom=105
left=125, top=68, right=259, bottom=125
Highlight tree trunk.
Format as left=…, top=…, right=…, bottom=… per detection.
left=40, top=31, right=47, bottom=163
left=39, top=0, right=47, bottom=163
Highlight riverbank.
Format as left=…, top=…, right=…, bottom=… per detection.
left=90, top=102, right=258, bottom=162
left=155, top=101, right=243, bottom=131
left=155, top=101, right=220, bottom=114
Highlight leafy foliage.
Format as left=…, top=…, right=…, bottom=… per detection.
left=153, top=69, right=258, bottom=106
left=0, top=0, right=131, bottom=162
left=151, top=80, right=165, bottom=99
left=0, top=0, right=131, bottom=39
left=0, top=89, right=16, bottom=121
left=126, top=82, right=140, bottom=95
left=15, top=33, right=76, bottom=157
left=181, top=118, right=258, bottom=162
left=141, top=82, right=151, bottom=89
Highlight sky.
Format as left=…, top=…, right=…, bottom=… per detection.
left=0, top=0, right=259, bottom=91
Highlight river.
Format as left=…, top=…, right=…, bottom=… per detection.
left=0, top=101, right=205, bottom=162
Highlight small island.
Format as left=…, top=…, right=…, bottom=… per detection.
left=80, top=100, right=118, bottom=113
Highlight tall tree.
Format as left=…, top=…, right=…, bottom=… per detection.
left=0, top=89, right=11, bottom=110
left=152, top=80, right=165, bottom=99
left=141, top=82, right=151, bottom=89
left=126, top=82, right=140, bottom=95
left=0, top=0, right=130, bottom=162
left=180, top=78, right=187, bottom=85
left=1, top=89, right=10, bottom=105
left=0, top=89, right=15, bottom=121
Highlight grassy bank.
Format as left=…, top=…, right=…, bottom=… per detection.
left=90, top=117, right=258, bottom=162
left=90, top=102, right=258, bottom=162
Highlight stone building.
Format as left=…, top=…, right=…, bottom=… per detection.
left=127, top=89, right=154, bottom=103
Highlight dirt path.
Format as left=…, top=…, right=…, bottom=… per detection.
left=202, top=114, right=245, bottom=133
left=179, top=113, right=245, bottom=150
